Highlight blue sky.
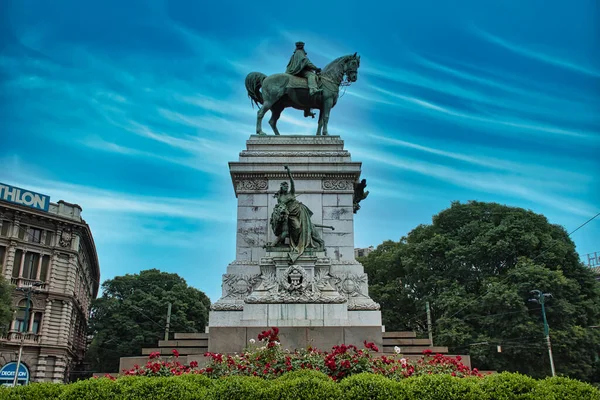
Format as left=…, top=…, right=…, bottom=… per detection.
left=1, top=0, right=598, bottom=301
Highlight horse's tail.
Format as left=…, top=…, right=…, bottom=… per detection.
left=245, top=72, right=267, bottom=109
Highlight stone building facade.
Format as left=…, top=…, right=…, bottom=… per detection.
left=0, top=197, right=99, bottom=383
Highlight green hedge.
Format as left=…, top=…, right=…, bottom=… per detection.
left=0, top=372, right=598, bottom=400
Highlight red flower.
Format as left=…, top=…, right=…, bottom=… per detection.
left=190, top=360, right=198, bottom=368
left=148, top=351, right=160, bottom=359
left=172, top=349, right=180, bottom=358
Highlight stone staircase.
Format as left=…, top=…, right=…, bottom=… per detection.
left=141, top=332, right=209, bottom=356
left=120, top=330, right=471, bottom=371
left=382, top=331, right=471, bottom=367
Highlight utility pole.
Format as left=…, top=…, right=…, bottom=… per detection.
left=529, top=289, right=556, bottom=377
left=425, top=302, right=433, bottom=345
left=13, top=283, right=42, bottom=386
left=164, top=302, right=172, bottom=341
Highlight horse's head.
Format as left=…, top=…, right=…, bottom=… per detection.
left=344, top=53, right=361, bottom=83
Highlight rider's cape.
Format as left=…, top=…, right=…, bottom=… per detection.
left=285, top=50, right=314, bottom=75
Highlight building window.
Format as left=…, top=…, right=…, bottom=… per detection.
left=17, top=226, right=26, bottom=240
left=40, top=255, right=50, bottom=281
left=29, top=228, right=42, bottom=243
left=22, top=253, right=40, bottom=280
left=0, top=221, right=10, bottom=237
left=0, top=246, right=5, bottom=273
left=32, top=313, right=42, bottom=334
left=12, top=250, right=23, bottom=278
left=45, top=232, right=54, bottom=246
left=13, top=300, right=30, bottom=332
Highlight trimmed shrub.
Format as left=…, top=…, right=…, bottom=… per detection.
left=400, top=374, right=484, bottom=400
left=0, top=382, right=65, bottom=400
left=60, top=377, right=124, bottom=400
left=478, top=372, right=538, bottom=399
left=339, top=373, right=404, bottom=399
left=274, top=369, right=331, bottom=382
left=532, top=376, right=600, bottom=400
left=267, top=375, right=341, bottom=399
left=208, top=376, right=268, bottom=400
left=0, top=372, right=598, bottom=400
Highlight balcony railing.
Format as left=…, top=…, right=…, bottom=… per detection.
left=1, top=331, right=40, bottom=343
left=10, top=278, right=48, bottom=290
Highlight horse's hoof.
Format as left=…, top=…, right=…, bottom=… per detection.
left=257, top=131, right=267, bottom=136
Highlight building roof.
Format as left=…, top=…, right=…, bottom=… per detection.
left=0, top=199, right=100, bottom=298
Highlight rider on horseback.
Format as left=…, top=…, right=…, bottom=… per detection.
left=286, top=42, right=321, bottom=117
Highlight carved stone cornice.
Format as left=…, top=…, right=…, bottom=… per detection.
left=246, top=136, right=344, bottom=145
left=231, top=172, right=358, bottom=180
left=240, top=151, right=350, bottom=157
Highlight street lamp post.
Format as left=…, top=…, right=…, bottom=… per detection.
left=12, top=283, right=42, bottom=387
left=529, top=289, right=555, bottom=377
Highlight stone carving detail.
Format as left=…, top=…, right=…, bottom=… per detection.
left=245, top=260, right=346, bottom=304
left=348, top=301, right=381, bottom=310
left=211, top=302, right=244, bottom=311
left=332, top=272, right=381, bottom=310
left=59, top=230, right=72, bottom=248
left=334, top=273, right=369, bottom=298
left=280, top=265, right=309, bottom=293
left=221, top=273, right=261, bottom=300
left=322, top=180, right=353, bottom=190
left=236, top=179, right=268, bottom=191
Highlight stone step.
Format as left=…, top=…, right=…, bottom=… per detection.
left=382, top=331, right=417, bottom=338
left=380, top=354, right=471, bottom=367
left=173, top=332, right=209, bottom=340
left=141, top=347, right=208, bottom=356
left=158, top=339, right=208, bottom=347
left=382, top=345, right=449, bottom=354
left=382, top=338, right=432, bottom=346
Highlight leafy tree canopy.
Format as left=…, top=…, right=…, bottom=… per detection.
left=0, top=275, right=13, bottom=334
left=361, top=201, right=600, bottom=382
left=86, top=269, right=211, bottom=372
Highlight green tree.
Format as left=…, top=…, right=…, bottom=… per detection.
left=0, top=275, right=14, bottom=334
left=362, top=201, right=600, bottom=382
left=86, top=269, right=211, bottom=372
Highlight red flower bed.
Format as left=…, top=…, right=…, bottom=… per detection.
left=122, top=327, right=482, bottom=381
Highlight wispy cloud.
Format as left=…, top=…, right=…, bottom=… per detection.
left=471, top=25, right=600, bottom=78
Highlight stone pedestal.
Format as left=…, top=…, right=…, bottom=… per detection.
left=209, top=135, right=381, bottom=353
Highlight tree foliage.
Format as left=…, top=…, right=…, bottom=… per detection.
left=361, top=201, right=600, bottom=382
left=86, top=269, right=211, bottom=372
left=0, top=275, right=13, bottom=334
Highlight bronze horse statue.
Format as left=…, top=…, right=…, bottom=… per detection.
left=245, top=53, right=360, bottom=136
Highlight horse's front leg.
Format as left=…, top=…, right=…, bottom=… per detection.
left=321, top=98, right=334, bottom=136
left=315, top=108, right=324, bottom=136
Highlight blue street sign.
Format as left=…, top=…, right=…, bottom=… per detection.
left=0, top=362, right=30, bottom=386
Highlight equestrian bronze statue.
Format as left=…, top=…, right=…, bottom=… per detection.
left=245, top=42, right=361, bottom=136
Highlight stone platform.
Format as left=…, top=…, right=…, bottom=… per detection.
left=208, top=135, right=382, bottom=353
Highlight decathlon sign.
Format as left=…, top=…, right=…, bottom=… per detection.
left=0, top=183, right=50, bottom=212
left=0, top=362, right=30, bottom=386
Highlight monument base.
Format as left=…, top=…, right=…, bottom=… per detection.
left=208, top=326, right=382, bottom=354
left=208, top=303, right=382, bottom=353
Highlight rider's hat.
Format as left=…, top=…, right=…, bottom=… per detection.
left=295, top=41, right=305, bottom=49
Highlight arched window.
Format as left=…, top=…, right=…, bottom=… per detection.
left=13, top=299, right=30, bottom=332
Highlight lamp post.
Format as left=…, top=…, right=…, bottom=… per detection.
left=529, top=289, right=555, bottom=377
left=12, top=282, right=42, bottom=386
